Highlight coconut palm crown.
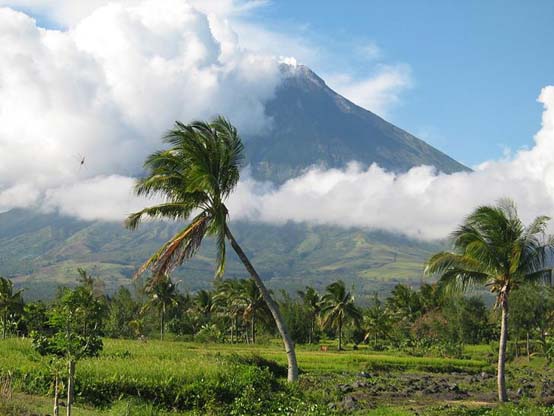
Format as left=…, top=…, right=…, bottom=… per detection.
left=425, top=199, right=554, bottom=402
left=126, top=117, right=243, bottom=279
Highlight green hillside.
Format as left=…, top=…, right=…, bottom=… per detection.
left=0, top=209, right=441, bottom=299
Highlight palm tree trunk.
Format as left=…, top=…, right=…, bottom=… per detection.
left=251, top=312, right=256, bottom=344
left=160, top=304, right=165, bottom=341
left=225, top=225, right=299, bottom=382
left=498, top=296, right=509, bottom=402
left=526, top=331, right=530, bottom=362
left=338, top=315, right=342, bottom=351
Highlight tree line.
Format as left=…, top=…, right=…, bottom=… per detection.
left=3, top=271, right=554, bottom=361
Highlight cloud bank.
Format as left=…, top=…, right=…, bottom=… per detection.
left=228, top=86, right=554, bottom=240
left=1, top=1, right=554, bottom=242
left=0, top=0, right=281, bottom=210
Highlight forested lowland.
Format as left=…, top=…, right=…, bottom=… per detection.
left=1, top=271, right=554, bottom=415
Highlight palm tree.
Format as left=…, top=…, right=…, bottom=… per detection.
left=0, top=277, right=23, bottom=339
left=125, top=117, right=298, bottom=381
left=193, top=289, right=214, bottom=322
left=239, top=279, right=266, bottom=344
left=425, top=199, right=554, bottom=402
left=213, top=279, right=243, bottom=343
left=141, top=275, right=180, bottom=340
left=320, top=281, right=362, bottom=350
left=297, top=286, right=321, bottom=344
left=362, top=294, right=392, bottom=345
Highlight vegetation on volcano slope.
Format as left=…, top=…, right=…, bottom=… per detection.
left=0, top=209, right=441, bottom=300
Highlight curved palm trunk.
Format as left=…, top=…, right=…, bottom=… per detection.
left=498, top=296, right=509, bottom=402
left=225, top=226, right=298, bottom=382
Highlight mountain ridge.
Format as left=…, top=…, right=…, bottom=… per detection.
left=245, top=64, right=469, bottom=182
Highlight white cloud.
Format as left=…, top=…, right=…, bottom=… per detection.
left=326, top=64, right=412, bottom=117
left=357, top=41, right=381, bottom=60
left=0, top=1, right=281, bottom=216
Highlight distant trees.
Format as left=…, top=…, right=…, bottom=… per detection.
left=141, top=275, right=180, bottom=340
left=125, top=117, right=298, bottom=382
left=425, top=199, right=554, bottom=403
left=0, top=276, right=23, bottom=339
left=298, top=287, right=321, bottom=344
left=320, top=281, right=362, bottom=351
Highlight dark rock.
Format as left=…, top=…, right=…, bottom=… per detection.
left=480, top=371, right=490, bottom=379
left=448, top=383, right=460, bottom=392
left=339, top=384, right=353, bottom=393
left=338, top=395, right=358, bottom=411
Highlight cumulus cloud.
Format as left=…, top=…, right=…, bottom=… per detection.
left=0, top=1, right=280, bottom=215
left=326, top=64, right=412, bottom=117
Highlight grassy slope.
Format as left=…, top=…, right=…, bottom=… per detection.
left=0, top=209, right=442, bottom=299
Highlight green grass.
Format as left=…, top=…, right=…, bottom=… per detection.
left=0, top=339, right=545, bottom=415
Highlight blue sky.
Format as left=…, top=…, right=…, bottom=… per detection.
left=12, top=0, right=554, bottom=167
left=247, top=0, right=554, bottom=167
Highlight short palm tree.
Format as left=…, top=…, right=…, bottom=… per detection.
left=141, top=275, right=180, bottom=340
left=213, top=279, right=243, bottom=343
left=126, top=117, right=298, bottom=381
left=297, top=286, right=321, bottom=344
left=362, top=294, right=392, bottom=345
left=320, top=281, right=362, bottom=350
left=239, top=279, right=266, bottom=344
left=425, top=199, right=554, bottom=402
left=0, top=277, right=23, bottom=339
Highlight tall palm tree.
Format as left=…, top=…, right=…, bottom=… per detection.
left=320, top=281, right=362, bottom=351
left=297, top=286, right=321, bottom=344
left=141, top=275, right=180, bottom=340
left=425, top=199, right=554, bottom=402
left=125, top=117, right=298, bottom=381
left=0, top=277, right=23, bottom=339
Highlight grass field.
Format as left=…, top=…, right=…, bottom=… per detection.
left=0, top=338, right=552, bottom=415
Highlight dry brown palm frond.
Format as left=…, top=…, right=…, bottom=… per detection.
left=134, top=214, right=209, bottom=283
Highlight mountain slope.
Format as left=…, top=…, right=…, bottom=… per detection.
left=247, top=65, right=469, bottom=182
left=0, top=65, right=461, bottom=298
left=0, top=209, right=441, bottom=300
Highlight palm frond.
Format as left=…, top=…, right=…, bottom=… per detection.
left=133, top=213, right=209, bottom=281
